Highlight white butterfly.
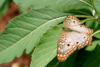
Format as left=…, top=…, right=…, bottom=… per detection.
left=57, top=15, right=93, bottom=61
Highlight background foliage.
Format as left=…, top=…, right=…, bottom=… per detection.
left=0, top=0, right=100, bottom=67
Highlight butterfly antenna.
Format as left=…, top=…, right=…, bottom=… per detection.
left=52, top=16, right=63, bottom=28
left=45, top=10, right=63, bottom=28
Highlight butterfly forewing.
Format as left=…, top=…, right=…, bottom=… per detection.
left=57, top=31, right=77, bottom=61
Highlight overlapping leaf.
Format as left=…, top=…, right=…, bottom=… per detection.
left=30, top=25, right=62, bottom=67
left=0, top=9, right=68, bottom=64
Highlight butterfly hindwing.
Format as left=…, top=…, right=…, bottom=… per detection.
left=63, top=15, right=93, bottom=34
left=57, top=31, right=77, bottom=61
left=66, top=24, right=93, bottom=35
left=68, top=31, right=92, bottom=49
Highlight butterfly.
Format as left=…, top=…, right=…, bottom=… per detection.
left=57, top=15, right=93, bottom=61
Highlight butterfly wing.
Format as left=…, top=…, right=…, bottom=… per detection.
left=68, top=31, right=92, bottom=49
left=57, top=31, right=77, bottom=61
left=63, top=15, right=93, bottom=34
left=63, top=15, right=82, bottom=27
left=66, top=24, right=93, bottom=35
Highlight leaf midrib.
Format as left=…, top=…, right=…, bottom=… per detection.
left=0, top=16, right=66, bottom=53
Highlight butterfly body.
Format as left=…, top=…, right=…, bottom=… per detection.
left=57, top=15, right=93, bottom=61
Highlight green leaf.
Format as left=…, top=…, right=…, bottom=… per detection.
left=86, top=20, right=99, bottom=30
left=75, top=49, right=91, bottom=67
left=0, top=9, right=68, bottom=64
left=83, top=40, right=100, bottom=67
left=30, top=25, right=62, bottom=67
left=86, top=20, right=95, bottom=29
left=86, top=20, right=100, bottom=39
left=14, top=0, right=92, bottom=15
left=85, top=40, right=99, bottom=51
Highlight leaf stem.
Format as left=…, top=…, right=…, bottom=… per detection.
left=91, top=30, right=100, bottom=36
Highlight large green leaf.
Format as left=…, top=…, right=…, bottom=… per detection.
left=0, top=9, right=68, bottom=64
left=83, top=40, right=100, bottom=67
left=13, top=0, right=92, bottom=15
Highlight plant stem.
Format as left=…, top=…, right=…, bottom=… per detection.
left=75, top=15, right=93, bottom=18
left=53, top=61, right=60, bottom=67
left=91, top=30, right=100, bottom=36
left=82, top=17, right=97, bottom=23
